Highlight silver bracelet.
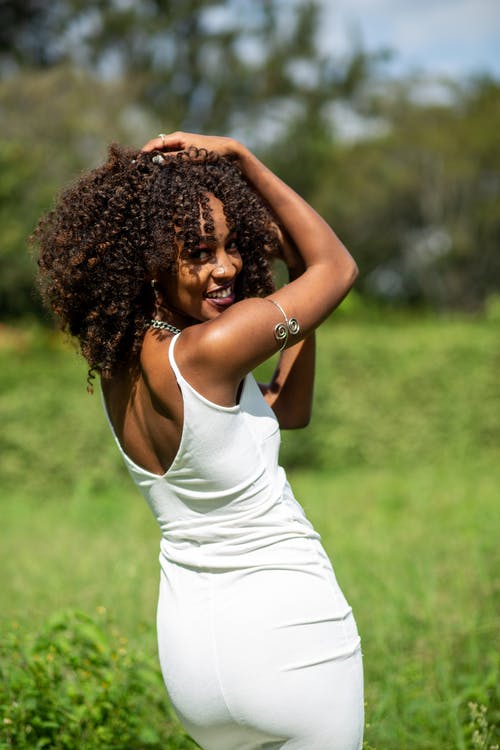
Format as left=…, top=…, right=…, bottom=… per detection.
left=267, top=299, right=300, bottom=351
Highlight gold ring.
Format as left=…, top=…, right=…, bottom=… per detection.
left=157, top=133, right=167, bottom=145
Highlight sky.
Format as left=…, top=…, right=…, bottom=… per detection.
left=319, top=0, right=500, bottom=79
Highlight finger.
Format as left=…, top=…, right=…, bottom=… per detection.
left=141, top=132, right=187, bottom=153
left=140, top=136, right=164, bottom=153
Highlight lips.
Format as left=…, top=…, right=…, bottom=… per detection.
left=204, top=282, right=236, bottom=309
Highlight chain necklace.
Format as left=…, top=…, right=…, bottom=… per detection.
left=149, top=319, right=181, bottom=334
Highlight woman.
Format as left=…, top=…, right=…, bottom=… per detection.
left=34, top=132, right=363, bottom=750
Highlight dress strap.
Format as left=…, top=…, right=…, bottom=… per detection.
left=167, top=331, right=242, bottom=412
left=167, top=332, right=184, bottom=383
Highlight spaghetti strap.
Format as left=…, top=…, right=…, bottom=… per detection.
left=167, top=331, right=243, bottom=412
left=167, top=332, right=183, bottom=382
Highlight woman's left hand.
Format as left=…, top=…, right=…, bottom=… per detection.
left=140, top=131, right=241, bottom=160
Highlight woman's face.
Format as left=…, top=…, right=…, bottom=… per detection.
left=160, top=194, right=243, bottom=325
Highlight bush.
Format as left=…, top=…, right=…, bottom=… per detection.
left=0, top=610, right=198, bottom=749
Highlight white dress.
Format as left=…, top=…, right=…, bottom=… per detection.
left=102, top=334, right=364, bottom=750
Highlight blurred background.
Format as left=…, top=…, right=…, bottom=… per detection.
left=0, top=0, right=499, bottom=316
left=1, top=2, right=499, bottom=749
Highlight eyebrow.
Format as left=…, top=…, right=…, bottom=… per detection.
left=196, top=228, right=237, bottom=244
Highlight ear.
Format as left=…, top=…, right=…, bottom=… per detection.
left=151, top=278, right=169, bottom=315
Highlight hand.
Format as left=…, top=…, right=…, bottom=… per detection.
left=140, top=131, right=242, bottom=159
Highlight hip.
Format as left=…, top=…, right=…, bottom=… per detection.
left=157, top=533, right=359, bottom=656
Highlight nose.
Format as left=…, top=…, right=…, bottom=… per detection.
left=212, top=250, right=240, bottom=279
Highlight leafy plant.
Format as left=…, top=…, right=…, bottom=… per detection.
left=0, top=609, right=199, bottom=749
left=467, top=702, right=499, bottom=750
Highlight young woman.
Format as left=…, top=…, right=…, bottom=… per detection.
left=34, top=132, right=363, bottom=750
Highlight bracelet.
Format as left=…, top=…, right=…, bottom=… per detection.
left=267, top=299, right=300, bottom=351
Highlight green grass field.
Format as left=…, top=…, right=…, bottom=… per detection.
left=1, top=310, right=499, bottom=749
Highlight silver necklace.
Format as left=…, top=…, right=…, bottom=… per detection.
left=149, top=319, right=181, bottom=334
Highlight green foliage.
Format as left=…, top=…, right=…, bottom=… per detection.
left=311, top=77, right=500, bottom=309
left=485, top=293, right=500, bottom=323
left=300, top=461, right=500, bottom=749
left=0, top=609, right=198, bottom=749
left=278, top=305, right=500, bottom=471
left=0, top=0, right=367, bottom=136
left=0, top=139, right=45, bottom=318
left=467, top=702, right=499, bottom=750
left=0, top=66, right=154, bottom=319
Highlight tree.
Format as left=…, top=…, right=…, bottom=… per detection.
left=0, top=0, right=379, bottom=136
left=0, top=66, right=155, bottom=318
left=309, top=76, right=500, bottom=309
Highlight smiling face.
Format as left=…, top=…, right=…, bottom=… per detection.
left=159, top=194, right=243, bottom=327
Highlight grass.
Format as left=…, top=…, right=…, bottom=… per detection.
left=1, top=310, right=499, bottom=749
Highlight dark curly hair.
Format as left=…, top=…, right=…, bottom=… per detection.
left=33, top=144, right=278, bottom=382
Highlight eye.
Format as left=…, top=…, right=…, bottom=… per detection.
left=227, top=236, right=239, bottom=253
left=188, top=246, right=211, bottom=262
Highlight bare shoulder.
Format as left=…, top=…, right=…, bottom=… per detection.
left=140, top=323, right=221, bottom=391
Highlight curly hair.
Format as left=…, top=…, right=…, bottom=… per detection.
left=33, top=144, right=278, bottom=382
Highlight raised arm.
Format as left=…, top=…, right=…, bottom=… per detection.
left=141, top=132, right=357, bottom=405
left=256, top=226, right=315, bottom=428
left=259, top=334, right=315, bottom=428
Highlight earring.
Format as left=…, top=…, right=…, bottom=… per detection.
left=151, top=279, right=163, bottom=312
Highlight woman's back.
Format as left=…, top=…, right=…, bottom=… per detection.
left=102, top=333, right=323, bottom=570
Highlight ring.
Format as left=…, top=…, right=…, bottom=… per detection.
left=157, top=133, right=167, bottom=145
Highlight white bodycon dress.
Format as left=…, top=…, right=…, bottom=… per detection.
left=103, top=334, right=364, bottom=750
